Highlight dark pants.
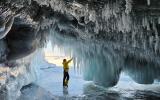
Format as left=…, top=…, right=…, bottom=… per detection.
left=63, top=71, right=69, bottom=86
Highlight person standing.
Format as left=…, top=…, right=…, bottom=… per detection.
left=62, top=58, right=73, bottom=87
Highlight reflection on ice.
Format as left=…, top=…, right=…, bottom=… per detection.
left=63, top=88, right=69, bottom=96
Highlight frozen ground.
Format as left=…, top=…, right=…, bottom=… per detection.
left=18, top=63, right=160, bottom=100
left=36, top=64, right=88, bottom=96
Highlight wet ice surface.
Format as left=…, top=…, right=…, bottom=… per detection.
left=110, top=74, right=160, bottom=100
left=19, top=64, right=160, bottom=100
left=36, top=65, right=87, bottom=96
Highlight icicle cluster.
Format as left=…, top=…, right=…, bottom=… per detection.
left=125, top=0, right=133, bottom=14
left=50, top=26, right=160, bottom=87
left=50, top=31, right=122, bottom=87
left=28, top=0, right=160, bottom=87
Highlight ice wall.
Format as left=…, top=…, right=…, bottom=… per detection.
left=0, top=50, right=45, bottom=100
left=50, top=29, right=122, bottom=87
left=50, top=26, right=160, bottom=87
left=44, top=0, right=160, bottom=87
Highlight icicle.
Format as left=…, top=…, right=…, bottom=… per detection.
left=125, top=0, right=133, bottom=14
left=132, top=31, right=136, bottom=47
left=147, top=0, right=151, bottom=6
left=158, top=17, right=160, bottom=24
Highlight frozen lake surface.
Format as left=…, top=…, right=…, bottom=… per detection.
left=18, top=63, right=160, bottom=100
left=37, top=65, right=88, bottom=96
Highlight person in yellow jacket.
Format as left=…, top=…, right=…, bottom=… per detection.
left=62, top=58, right=73, bottom=87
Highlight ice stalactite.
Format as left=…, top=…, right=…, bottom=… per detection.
left=124, top=55, right=160, bottom=84
left=147, top=0, right=151, bottom=6
left=158, top=17, right=160, bottom=24
left=46, top=6, right=160, bottom=88
left=117, top=13, right=132, bottom=33
left=50, top=29, right=123, bottom=87
left=49, top=6, right=160, bottom=86
left=0, top=0, right=160, bottom=91
left=125, top=0, right=133, bottom=14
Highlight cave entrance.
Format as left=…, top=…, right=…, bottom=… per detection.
left=44, top=41, right=73, bottom=67
left=35, top=41, right=87, bottom=96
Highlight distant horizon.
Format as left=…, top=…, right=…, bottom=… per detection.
left=44, top=41, right=73, bottom=67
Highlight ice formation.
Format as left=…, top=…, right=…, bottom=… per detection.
left=50, top=26, right=160, bottom=87
left=147, top=0, right=151, bottom=5
left=46, top=0, right=160, bottom=87
left=0, top=0, right=160, bottom=99
left=0, top=50, right=45, bottom=100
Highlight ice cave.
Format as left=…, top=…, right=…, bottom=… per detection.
left=0, top=0, right=160, bottom=100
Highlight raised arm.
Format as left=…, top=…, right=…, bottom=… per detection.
left=67, top=58, right=73, bottom=64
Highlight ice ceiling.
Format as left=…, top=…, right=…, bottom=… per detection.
left=0, top=0, right=160, bottom=88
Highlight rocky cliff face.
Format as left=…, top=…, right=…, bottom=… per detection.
left=0, top=0, right=160, bottom=99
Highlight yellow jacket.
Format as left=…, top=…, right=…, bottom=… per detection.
left=62, top=59, right=72, bottom=72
